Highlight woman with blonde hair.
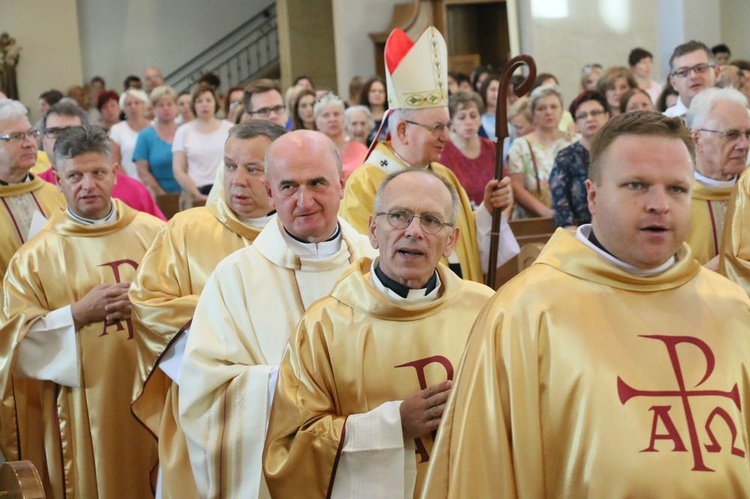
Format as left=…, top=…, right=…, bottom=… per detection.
left=507, top=85, right=574, bottom=219
left=596, top=66, right=638, bottom=117
left=110, top=88, right=151, bottom=180
left=314, top=94, right=368, bottom=179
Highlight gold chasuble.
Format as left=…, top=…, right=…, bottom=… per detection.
left=130, top=192, right=263, bottom=499
left=0, top=200, right=164, bottom=499
left=422, top=229, right=750, bottom=498
left=687, top=179, right=733, bottom=264
left=264, top=259, right=494, bottom=498
left=720, top=170, right=750, bottom=295
left=179, top=217, right=375, bottom=499
left=0, top=174, right=65, bottom=291
left=340, top=141, right=483, bottom=282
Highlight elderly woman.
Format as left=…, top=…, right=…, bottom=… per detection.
left=290, top=87, right=316, bottom=130
left=96, top=90, right=121, bottom=132
left=172, top=86, right=233, bottom=203
left=507, top=85, right=574, bottom=219
left=314, top=94, right=368, bottom=179
left=549, top=91, right=609, bottom=228
left=440, top=90, right=495, bottom=207
left=620, top=88, right=655, bottom=114
left=133, top=86, right=181, bottom=196
left=109, top=88, right=151, bottom=180
left=344, top=105, right=373, bottom=145
left=596, top=66, right=638, bottom=118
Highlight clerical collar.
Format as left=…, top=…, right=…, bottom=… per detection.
left=576, top=225, right=675, bottom=277
left=392, top=148, right=429, bottom=169
left=694, top=170, right=737, bottom=189
left=281, top=224, right=342, bottom=258
left=0, top=173, right=30, bottom=186
left=238, top=210, right=276, bottom=229
left=66, top=203, right=117, bottom=226
left=370, top=258, right=440, bottom=303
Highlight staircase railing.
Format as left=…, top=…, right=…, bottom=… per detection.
left=165, top=3, right=278, bottom=94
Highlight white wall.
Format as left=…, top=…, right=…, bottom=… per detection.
left=720, top=0, right=750, bottom=62
left=77, top=0, right=270, bottom=90
left=0, top=0, right=84, bottom=120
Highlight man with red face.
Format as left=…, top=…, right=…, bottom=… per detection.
left=684, top=87, right=750, bottom=266
left=0, top=126, right=164, bottom=498
left=129, top=120, right=285, bottom=498
left=423, top=112, right=750, bottom=497
left=179, top=130, right=375, bottom=498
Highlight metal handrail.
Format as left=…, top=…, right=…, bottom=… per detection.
left=165, top=2, right=278, bottom=94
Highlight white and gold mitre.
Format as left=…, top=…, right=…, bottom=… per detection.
left=384, top=26, right=448, bottom=110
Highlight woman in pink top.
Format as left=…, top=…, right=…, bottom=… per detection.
left=314, top=94, right=367, bottom=180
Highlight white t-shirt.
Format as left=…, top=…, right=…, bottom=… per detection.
left=109, top=121, right=143, bottom=181
left=172, top=120, right=233, bottom=188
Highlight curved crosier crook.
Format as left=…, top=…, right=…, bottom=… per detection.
left=487, top=54, right=537, bottom=288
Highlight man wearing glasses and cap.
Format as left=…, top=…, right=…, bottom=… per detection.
left=0, top=100, right=64, bottom=296
left=665, top=40, right=719, bottom=118
left=265, top=167, right=495, bottom=498
left=340, top=27, right=517, bottom=284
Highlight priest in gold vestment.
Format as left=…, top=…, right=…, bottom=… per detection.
left=339, top=27, right=517, bottom=283
left=130, top=121, right=285, bottom=498
left=264, top=169, right=495, bottom=498
left=179, top=130, right=376, bottom=498
left=423, top=112, right=750, bottom=497
left=0, top=100, right=65, bottom=295
left=0, top=126, right=164, bottom=498
left=684, top=87, right=749, bottom=266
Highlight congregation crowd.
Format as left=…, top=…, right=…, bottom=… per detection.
left=1, top=23, right=750, bottom=498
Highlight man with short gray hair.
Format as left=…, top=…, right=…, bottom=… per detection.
left=685, top=87, right=750, bottom=266
left=0, top=125, right=164, bottom=497
left=0, top=99, right=65, bottom=294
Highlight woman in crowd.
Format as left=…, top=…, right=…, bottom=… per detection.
left=176, top=90, right=195, bottom=125
left=110, top=88, right=151, bottom=180
left=620, top=88, right=655, bottom=114
left=96, top=90, right=121, bottom=132
left=440, top=90, right=495, bottom=208
left=549, top=90, right=609, bottom=228
left=507, top=85, right=574, bottom=219
left=359, top=76, right=388, bottom=145
left=629, top=47, right=662, bottom=103
left=314, top=94, right=368, bottom=179
left=580, top=63, right=603, bottom=91
left=479, top=74, right=500, bottom=139
left=223, top=86, right=244, bottom=122
left=344, top=105, right=373, bottom=145
left=532, top=73, right=575, bottom=133
left=596, top=66, right=638, bottom=118
left=133, top=86, right=181, bottom=197
left=290, top=87, right=316, bottom=131
left=656, top=81, right=679, bottom=112
left=503, top=96, right=536, bottom=166
left=172, top=86, right=233, bottom=204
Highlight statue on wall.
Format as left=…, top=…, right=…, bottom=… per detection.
left=0, top=32, right=22, bottom=100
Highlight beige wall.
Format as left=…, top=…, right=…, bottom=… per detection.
left=0, top=0, right=84, bottom=121
left=720, top=0, right=750, bottom=62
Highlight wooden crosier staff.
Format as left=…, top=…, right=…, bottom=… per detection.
left=487, top=54, right=537, bottom=288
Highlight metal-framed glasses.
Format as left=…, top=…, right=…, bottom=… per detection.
left=405, top=120, right=452, bottom=136
left=249, top=105, right=285, bottom=118
left=376, top=209, right=453, bottom=234
left=575, top=109, right=607, bottom=121
left=0, top=129, right=41, bottom=142
left=671, top=63, right=714, bottom=79
left=698, top=129, right=750, bottom=142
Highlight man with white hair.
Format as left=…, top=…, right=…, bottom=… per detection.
left=0, top=100, right=65, bottom=293
left=684, top=87, right=750, bottom=266
left=340, top=27, right=517, bottom=284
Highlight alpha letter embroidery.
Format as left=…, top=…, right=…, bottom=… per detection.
left=617, top=335, right=744, bottom=472
left=98, top=259, right=138, bottom=339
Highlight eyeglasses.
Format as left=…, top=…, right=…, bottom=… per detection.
left=0, top=129, right=41, bottom=142
left=671, top=63, right=714, bottom=78
left=698, top=129, right=750, bottom=142
left=405, top=120, right=452, bottom=136
left=249, top=105, right=285, bottom=118
left=43, top=127, right=68, bottom=139
left=575, top=109, right=607, bottom=121
left=376, top=209, right=453, bottom=234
